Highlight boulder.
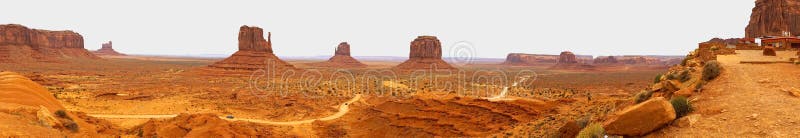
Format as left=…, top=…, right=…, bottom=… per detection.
left=393, top=36, right=457, bottom=71
left=763, top=46, right=777, bottom=56
left=603, top=97, right=677, bottom=136
left=555, top=121, right=581, bottom=138
left=674, top=88, right=694, bottom=97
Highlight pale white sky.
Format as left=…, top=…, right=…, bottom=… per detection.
left=0, top=0, right=755, bottom=58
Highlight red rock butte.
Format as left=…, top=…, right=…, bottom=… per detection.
left=393, top=36, right=457, bottom=71
left=745, top=0, right=800, bottom=38
left=0, top=24, right=98, bottom=62
left=309, top=42, right=367, bottom=68
left=92, top=41, right=126, bottom=56
left=557, top=51, right=578, bottom=64
left=207, top=25, right=296, bottom=71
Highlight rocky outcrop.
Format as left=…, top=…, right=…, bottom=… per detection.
left=745, top=0, right=800, bottom=38
left=503, top=53, right=557, bottom=65
left=393, top=36, right=456, bottom=71
left=764, top=46, right=777, bottom=56
left=308, top=42, right=367, bottom=68
left=0, top=24, right=98, bottom=62
left=557, top=51, right=578, bottom=64
left=603, top=97, right=676, bottom=136
left=207, top=25, right=297, bottom=71
left=92, top=41, right=125, bottom=56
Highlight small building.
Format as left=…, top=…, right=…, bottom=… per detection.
left=760, top=37, right=800, bottom=49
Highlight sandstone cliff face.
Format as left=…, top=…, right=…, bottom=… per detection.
left=593, top=56, right=619, bottom=64
left=207, top=25, right=296, bottom=71
left=92, top=41, right=126, bottom=56
left=557, top=51, right=578, bottom=64
left=503, top=53, right=558, bottom=65
left=0, top=24, right=98, bottom=62
left=394, top=36, right=456, bottom=71
left=594, top=56, right=663, bottom=65
left=745, top=0, right=800, bottom=38
left=308, top=42, right=367, bottom=68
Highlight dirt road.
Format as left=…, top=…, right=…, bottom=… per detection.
left=88, top=94, right=362, bottom=126
left=652, top=52, right=800, bottom=137
left=487, top=76, right=529, bottom=101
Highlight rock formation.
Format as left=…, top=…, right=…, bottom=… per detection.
left=308, top=42, right=367, bottom=68
left=594, top=56, right=664, bottom=65
left=0, top=24, right=98, bottom=62
left=764, top=46, right=777, bottom=56
left=603, top=97, right=676, bottom=136
left=92, top=41, right=126, bottom=56
left=745, top=0, right=800, bottom=38
left=593, top=56, right=619, bottom=64
left=557, top=51, right=578, bottom=64
left=503, top=53, right=557, bottom=65
left=207, top=25, right=297, bottom=71
left=393, top=36, right=457, bottom=71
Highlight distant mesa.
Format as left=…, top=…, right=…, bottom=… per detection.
left=745, top=0, right=800, bottom=38
left=307, top=42, right=368, bottom=68
left=550, top=51, right=596, bottom=71
left=0, top=24, right=98, bottom=63
left=393, top=36, right=457, bottom=71
left=503, top=52, right=592, bottom=66
left=92, top=41, right=126, bottom=56
left=593, top=56, right=664, bottom=65
left=207, top=25, right=297, bottom=71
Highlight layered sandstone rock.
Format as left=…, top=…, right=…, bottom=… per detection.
left=594, top=56, right=663, bottom=65
left=393, top=36, right=456, bottom=71
left=745, top=0, right=800, bottom=38
left=207, top=25, right=296, bottom=71
left=603, top=97, right=676, bottom=136
left=503, top=53, right=558, bottom=65
left=92, top=41, right=126, bottom=56
left=309, top=42, right=367, bottom=68
left=557, top=51, right=578, bottom=64
left=0, top=24, right=98, bottom=62
left=593, top=56, right=619, bottom=64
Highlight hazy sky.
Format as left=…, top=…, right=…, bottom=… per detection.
left=0, top=0, right=755, bottom=58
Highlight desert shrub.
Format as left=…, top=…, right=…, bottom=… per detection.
left=54, top=110, right=72, bottom=120
left=576, top=123, right=605, bottom=138
left=64, top=120, right=79, bottom=132
left=701, top=60, right=721, bottom=81
left=678, top=70, right=691, bottom=82
left=670, top=96, right=693, bottom=118
left=666, top=73, right=677, bottom=80
left=680, top=58, right=688, bottom=66
left=694, top=81, right=706, bottom=91
left=654, top=74, right=663, bottom=84
left=634, top=90, right=653, bottom=104
left=576, top=116, right=591, bottom=129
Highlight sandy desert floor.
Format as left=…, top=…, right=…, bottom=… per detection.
left=0, top=55, right=668, bottom=137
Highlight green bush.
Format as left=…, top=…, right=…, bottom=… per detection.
left=670, top=96, right=693, bottom=118
left=54, top=110, right=72, bottom=120
left=702, top=60, right=721, bottom=81
left=576, top=123, right=605, bottom=138
left=678, top=70, right=691, bottom=82
left=654, top=74, right=663, bottom=84
left=634, top=90, right=653, bottom=104
left=576, top=116, right=591, bottom=129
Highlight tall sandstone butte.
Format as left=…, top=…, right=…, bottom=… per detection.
left=0, top=24, right=98, bottom=62
left=92, top=41, right=126, bottom=56
left=557, top=51, right=578, bottom=64
left=745, top=0, right=800, bottom=38
left=310, top=42, right=367, bottom=68
left=394, top=36, right=456, bottom=71
left=207, top=25, right=296, bottom=71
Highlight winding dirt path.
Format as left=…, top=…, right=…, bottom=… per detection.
left=486, top=76, right=529, bottom=101
left=652, top=51, right=800, bottom=137
left=88, top=94, right=362, bottom=126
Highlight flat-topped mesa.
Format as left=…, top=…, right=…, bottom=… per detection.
left=557, top=51, right=578, bottom=64
left=594, top=56, right=619, bottom=64
left=92, top=41, right=126, bottom=56
left=335, top=42, right=351, bottom=56
left=207, top=25, right=296, bottom=71
left=0, top=24, right=98, bottom=62
left=745, top=0, right=800, bottom=38
left=503, top=53, right=558, bottom=65
left=309, top=42, right=367, bottom=68
left=394, top=36, right=457, bottom=71
left=594, top=56, right=665, bottom=65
